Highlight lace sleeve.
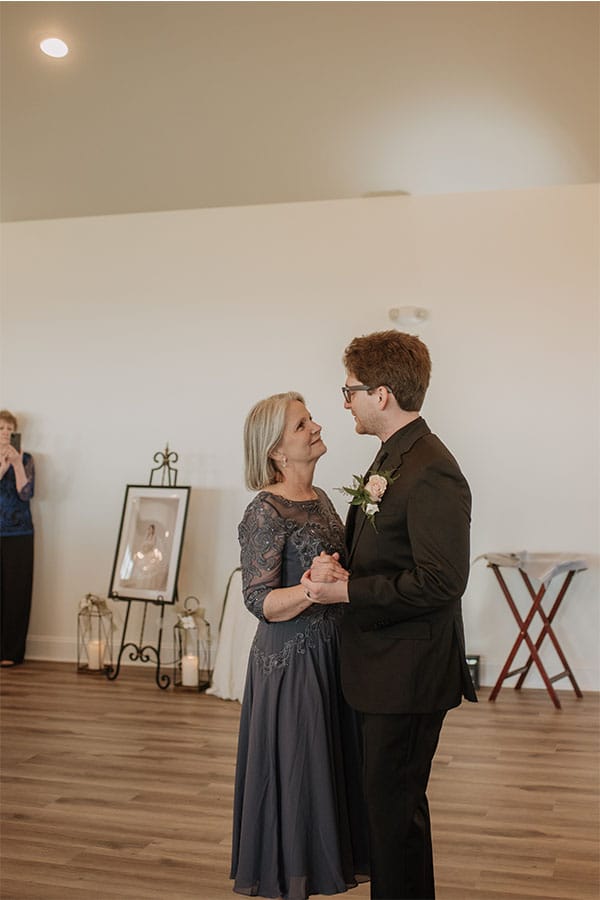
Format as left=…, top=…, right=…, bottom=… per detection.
left=238, top=496, right=286, bottom=621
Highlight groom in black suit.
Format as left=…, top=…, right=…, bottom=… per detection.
left=302, top=330, right=476, bottom=900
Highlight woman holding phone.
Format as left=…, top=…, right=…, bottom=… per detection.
left=0, top=409, right=35, bottom=666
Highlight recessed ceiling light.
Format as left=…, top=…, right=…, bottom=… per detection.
left=40, top=38, right=69, bottom=58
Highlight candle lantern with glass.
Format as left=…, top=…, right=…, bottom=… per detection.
left=173, top=596, right=211, bottom=691
left=77, top=594, right=113, bottom=673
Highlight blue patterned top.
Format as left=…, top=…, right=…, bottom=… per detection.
left=0, top=452, right=35, bottom=536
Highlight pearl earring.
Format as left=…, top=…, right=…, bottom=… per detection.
left=281, top=456, right=287, bottom=468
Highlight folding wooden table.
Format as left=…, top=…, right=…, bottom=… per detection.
left=479, top=553, right=588, bottom=709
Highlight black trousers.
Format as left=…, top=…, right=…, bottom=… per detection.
left=362, top=709, right=447, bottom=900
left=0, top=534, right=34, bottom=664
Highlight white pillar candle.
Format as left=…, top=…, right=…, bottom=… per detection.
left=181, top=654, right=199, bottom=687
left=87, top=638, right=106, bottom=670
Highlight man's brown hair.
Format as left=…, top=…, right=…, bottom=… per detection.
left=343, top=330, right=431, bottom=411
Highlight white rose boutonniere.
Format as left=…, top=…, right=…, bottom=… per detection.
left=339, top=470, right=397, bottom=530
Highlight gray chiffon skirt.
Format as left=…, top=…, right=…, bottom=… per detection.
left=231, top=612, right=370, bottom=899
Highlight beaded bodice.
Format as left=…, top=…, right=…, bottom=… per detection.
left=238, top=488, right=345, bottom=622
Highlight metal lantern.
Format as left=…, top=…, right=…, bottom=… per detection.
left=77, top=594, right=113, bottom=673
left=173, top=596, right=211, bottom=691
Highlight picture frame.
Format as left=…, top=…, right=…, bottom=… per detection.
left=108, top=485, right=190, bottom=605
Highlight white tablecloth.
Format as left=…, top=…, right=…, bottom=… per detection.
left=474, top=552, right=588, bottom=587
left=206, top=568, right=257, bottom=703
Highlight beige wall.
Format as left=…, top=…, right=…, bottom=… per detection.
left=1, top=184, right=598, bottom=688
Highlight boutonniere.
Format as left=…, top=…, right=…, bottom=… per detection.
left=338, top=470, right=397, bottom=529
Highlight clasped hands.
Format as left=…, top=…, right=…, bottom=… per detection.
left=0, top=444, right=21, bottom=477
left=300, top=552, right=350, bottom=605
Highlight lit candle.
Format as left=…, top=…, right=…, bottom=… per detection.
left=87, top=638, right=106, bottom=670
left=181, top=654, right=199, bottom=687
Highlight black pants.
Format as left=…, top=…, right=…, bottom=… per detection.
left=362, top=709, right=447, bottom=900
left=0, top=534, right=34, bottom=664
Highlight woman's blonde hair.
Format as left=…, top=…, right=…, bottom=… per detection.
left=0, top=409, right=18, bottom=430
left=244, top=392, right=304, bottom=491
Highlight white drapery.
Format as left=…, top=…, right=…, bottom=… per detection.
left=207, top=568, right=257, bottom=703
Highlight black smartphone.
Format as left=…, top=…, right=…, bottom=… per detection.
left=10, top=432, right=21, bottom=452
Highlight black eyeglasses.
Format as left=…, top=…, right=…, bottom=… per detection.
left=341, top=385, right=374, bottom=403
left=341, top=384, right=393, bottom=403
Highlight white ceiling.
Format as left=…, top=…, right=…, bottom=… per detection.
left=1, top=1, right=598, bottom=222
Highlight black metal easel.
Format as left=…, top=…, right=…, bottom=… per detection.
left=106, top=446, right=180, bottom=689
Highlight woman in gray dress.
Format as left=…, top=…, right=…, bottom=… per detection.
left=231, top=392, right=369, bottom=900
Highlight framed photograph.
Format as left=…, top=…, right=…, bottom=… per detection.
left=109, top=485, right=190, bottom=604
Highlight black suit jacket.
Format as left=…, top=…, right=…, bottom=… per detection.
left=341, top=417, right=477, bottom=714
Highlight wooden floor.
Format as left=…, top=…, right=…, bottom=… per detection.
left=1, top=663, right=598, bottom=900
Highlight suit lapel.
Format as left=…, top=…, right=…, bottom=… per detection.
left=345, top=417, right=431, bottom=565
left=346, top=447, right=387, bottom=562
